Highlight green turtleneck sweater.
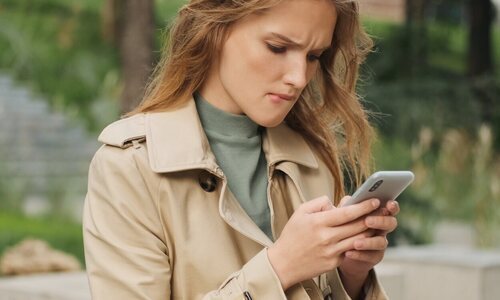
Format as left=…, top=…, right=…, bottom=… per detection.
left=194, top=93, right=272, bottom=240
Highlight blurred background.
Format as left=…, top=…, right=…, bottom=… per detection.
left=0, top=0, right=498, bottom=299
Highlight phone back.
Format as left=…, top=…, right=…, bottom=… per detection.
left=347, top=171, right=414, bottom=205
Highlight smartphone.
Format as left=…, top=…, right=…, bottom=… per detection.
left=342, top=171, right=415, bottom=206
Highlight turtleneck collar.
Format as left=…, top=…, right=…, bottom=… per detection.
left=194, top=92, right=260, bottom=139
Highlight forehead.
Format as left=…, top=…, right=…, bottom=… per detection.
left=232, top=0, right=338, bottom=46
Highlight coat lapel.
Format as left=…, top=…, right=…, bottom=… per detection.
left=263, top=124, right=319, bottom=169
left=143, top=98, right=320, bottom=247
left=145, top=100, right=218, bottom=173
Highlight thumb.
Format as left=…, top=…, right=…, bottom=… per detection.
left=301, top=195, right=333, bottom=213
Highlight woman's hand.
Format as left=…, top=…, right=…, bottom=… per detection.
left=338, top=198, right=400, bottom=299
left=267, top=196, right=381, bottom=290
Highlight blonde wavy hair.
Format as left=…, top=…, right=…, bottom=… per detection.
left=128, top=0, right=375, bottom=204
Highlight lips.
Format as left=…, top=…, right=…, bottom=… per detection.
left=268, top=93, right=295, bottom=101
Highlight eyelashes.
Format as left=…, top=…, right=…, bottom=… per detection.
left=266, top=43, right=322, bottom=61
left=266, top=43, right=286, bottom=54
left=307, top=54, right=321, bottom=61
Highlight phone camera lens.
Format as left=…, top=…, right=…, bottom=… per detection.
left=369, top=180, right=383, bottom=192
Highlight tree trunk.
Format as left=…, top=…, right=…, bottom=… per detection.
left=467, top=0, right=496, bottom=124
left=104, top=0, right=155, bottom=114
left=467, top=0, right=494, bottom=77
left=405, top=0, right=429, bottom=76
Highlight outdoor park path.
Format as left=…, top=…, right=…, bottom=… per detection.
left=0, top=272, right=90, bottom=300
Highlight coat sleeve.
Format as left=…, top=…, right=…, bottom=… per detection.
left=83, top=145, right=171, bottom=299
left=202, top=249, right=290, bottom=299
left=323, top=268, right=389, bottom=300
left=84, top=145, right=289, bottom=300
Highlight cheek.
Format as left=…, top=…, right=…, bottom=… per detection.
left=245, top=47, right=279, bottom=78
left=225, top=39, right=280, bottom=84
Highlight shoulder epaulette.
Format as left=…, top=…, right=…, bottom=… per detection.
left=97, top=114, right=146, bottom=149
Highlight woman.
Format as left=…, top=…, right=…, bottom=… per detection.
left=83, top=0, right=399, bottom=299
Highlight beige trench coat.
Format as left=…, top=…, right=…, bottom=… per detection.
left=83, top=99, right=388, bottom=299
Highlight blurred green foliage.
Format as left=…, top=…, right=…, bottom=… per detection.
left=0, top=0, right=196, bottom=132
left=372, top=137, right=439, bottom=245
left=0, top=0, right=120, bottom=131
left=362, top=19, right=500, bottom=147
left=363, top=19, right=499, bottom=79
left=362, top=18, right=500, bottom=247
left=375, top=125, right=500, bottom=248
left=157, top=0, right=186, bottom=21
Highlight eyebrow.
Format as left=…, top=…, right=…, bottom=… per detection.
left=270, top=32, right=331, bottom=52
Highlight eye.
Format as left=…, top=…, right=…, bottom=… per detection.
left=307, top=53, right=322, bottom=62
left=266, top=43, right=286, bottom=54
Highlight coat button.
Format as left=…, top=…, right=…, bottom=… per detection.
left=198, top=171, right=217, bottom=192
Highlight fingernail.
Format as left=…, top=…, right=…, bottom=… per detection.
left=367, top=217, right=375, bottom=226
left=372, top=199, right=380, bottom=208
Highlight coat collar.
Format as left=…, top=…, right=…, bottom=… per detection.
left=99, top=98, right=318, bottom=173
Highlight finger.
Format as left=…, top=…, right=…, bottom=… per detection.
left=301, top=195, right=333, bottom=213
left=328, top=228, right=379, bottom=256
left=356, top=229, right=377, bottom=238
left=338, top=195, right=352, bottom=207
left=345, top=250, right=384, bottom=264
left=353, top=236, right=388, bottom=251
left=325, top=218, right=368, bottom=243
left=320, top=198, right=380, bottom=227
left=386, top=200, right=400, bottom=216
left=328, top=230, right=369, bottom=255
left=365, top=215, right=398, bottom=232
left=367, top=207, right=389, bottom=217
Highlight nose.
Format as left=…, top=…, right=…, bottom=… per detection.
left=283, top=58, right=308, bottom=90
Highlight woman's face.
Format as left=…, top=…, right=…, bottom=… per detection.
left=200, top=0, right=337, bottom=127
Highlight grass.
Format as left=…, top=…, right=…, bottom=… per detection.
left=0, top=212, right=84, bottom=272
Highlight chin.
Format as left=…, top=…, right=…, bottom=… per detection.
left=253, top=115, right=286, bottom=128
